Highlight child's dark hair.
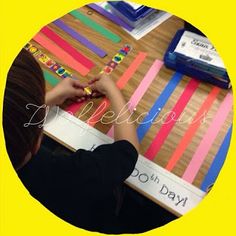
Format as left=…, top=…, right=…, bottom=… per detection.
left=3, top=49, right=46, bottom=170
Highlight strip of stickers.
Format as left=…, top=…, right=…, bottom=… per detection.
left=24, top=43, right=132, bottom=95
left=101, top=44, right=132, bottom=74
left=84, top=44, right=132, bottom=95
left=24, top=43, right=72, bottom=78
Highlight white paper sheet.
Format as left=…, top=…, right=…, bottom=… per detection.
left=123, top=11, right=172, bottom=40
left=174, top=31, right=225, bottom=68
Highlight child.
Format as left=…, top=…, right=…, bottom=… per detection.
left=3, top=49, right=139, bottom=232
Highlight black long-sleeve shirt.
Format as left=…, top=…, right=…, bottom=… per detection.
left=18, top=140, right=138, bottom=232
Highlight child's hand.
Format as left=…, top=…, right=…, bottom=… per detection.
left=46, top=78, right=87, bottom=106
left=89, top=74, right=118, bottom=96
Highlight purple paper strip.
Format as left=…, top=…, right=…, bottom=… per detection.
left=53, top=19, right=107, bottom=58
left=88, top=3, right=134, bottom=32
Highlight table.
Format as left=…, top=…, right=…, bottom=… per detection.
left=29, top=5, right=233, bottom=216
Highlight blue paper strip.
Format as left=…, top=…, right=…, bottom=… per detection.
left=137, top=72, right=183, bottom=141
left=201, top=125, right=232, bottom=192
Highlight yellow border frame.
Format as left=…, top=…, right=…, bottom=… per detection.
left=0, top=0, right=235, bottom=235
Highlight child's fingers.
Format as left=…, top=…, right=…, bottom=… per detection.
left=91, top=92, right=104, bottom=98
left=72, top=80, right=88, bottom=89
left=73, top=89, right=86, bottom=98
left=88, top=83, right=97, bottom=92
left=88, top=76, right=100, bottom=85
left=88, top=80, right=95, bottom=85
left=76, top=97, right=86, bottom=103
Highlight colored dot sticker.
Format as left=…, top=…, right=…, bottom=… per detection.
left=114, top=56, right=121, bottom=62
left=56, top=68, right=65, bottom=75
left=29, top=46, right=38, bottom=54
left=38, top=54, right=50, bottom=63
left=46, top=60, right=55, bottom=67
left=119, top=49, right=128, bottom=56
left=52, top=64, right=60, bottom=71
left=107, top=60, right=118, bottom=69
left=62, top=71, right=70, bottom=78
left=113, top=53, right=124, bottom=64
left=103, top=66, right=113, bottom=74
left=124, top=44, right=132, bottom=52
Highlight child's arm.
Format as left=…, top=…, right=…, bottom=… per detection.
left=91, top=74, right=139, bottom=152
left=45, top=77, right=87, bottom=106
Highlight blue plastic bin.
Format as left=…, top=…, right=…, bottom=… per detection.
left=164, top=29, right=230, bottom=89
left=108, top=1, right=156, bottom=27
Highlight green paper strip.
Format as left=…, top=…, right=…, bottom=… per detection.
left=70, top=10, right=121, bottom=43
left=43, top=71, right=60, bottom=86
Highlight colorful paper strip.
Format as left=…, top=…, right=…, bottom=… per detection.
left=87, top=52, right=147, bottom=126
left=41, top=26, right=95, bottom=70
left=107, top=59, right=163, bottom=137
left=166, top=86, right=221, bottom=171
left=116, top=52, right=147, bottom=89
left=33, top=33, right=89, bottom=76
left=137, top=72, right=183, bottom=142
left=128, top=59, right=163, bottom=111
left=182, top=92, right=233, bottom=183
left=25, top=43, right=72, bottom=79
left=65, top=102, right=84, bottom=115
left=144, top=79, right=200, bottom=160
left=88, top=4, right=134, bottom=31
left=43, top=70, right=60, bottom=86
left=70, top=10, right=121, bottom=43
left=53, top=19, right=107, bottom=58
left=201, top=125, right=232, bottom=192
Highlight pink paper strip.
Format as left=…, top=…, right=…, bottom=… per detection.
left=87, top=52, right=147, bottom=127
left=107, top=59, right=163, bottom=137
left=65, top=102, right=84, bottom=115
left=182, top=92, right=233, bottom=183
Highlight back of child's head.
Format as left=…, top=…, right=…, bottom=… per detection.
left=3, top=49, right=46, bottom=170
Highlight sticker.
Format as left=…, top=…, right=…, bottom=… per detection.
left=118, top=52, right=126, bottom=59
left=51, top=64, right=60, bottom=72
left=103, top=65, right=113, bottom=74
left=33, top=49, right=42, bottom=57
left=28, top=46, right=38, bottom=54
left=107, top=60, right=118, bottom=69
left=118, top=49, right=128, bottom=56
left=38, top=54, right=50, bottom=64
left=61, top=71, right=71, bottom=78
left=46, top=59, right=56, bottom=68
left=124, top=44, right=132, bottom=52
left=56, top=67, right=66, bottom=75
left=24, top=43, right=73, bottom=80
left=113, top=54, right=124, bottom=64
left=25, top=43, right=32, bottom=50
left=99, top=44, right=132, bottom=75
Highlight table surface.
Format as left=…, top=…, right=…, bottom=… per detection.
left=31, top=5, right=233, bottom=192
